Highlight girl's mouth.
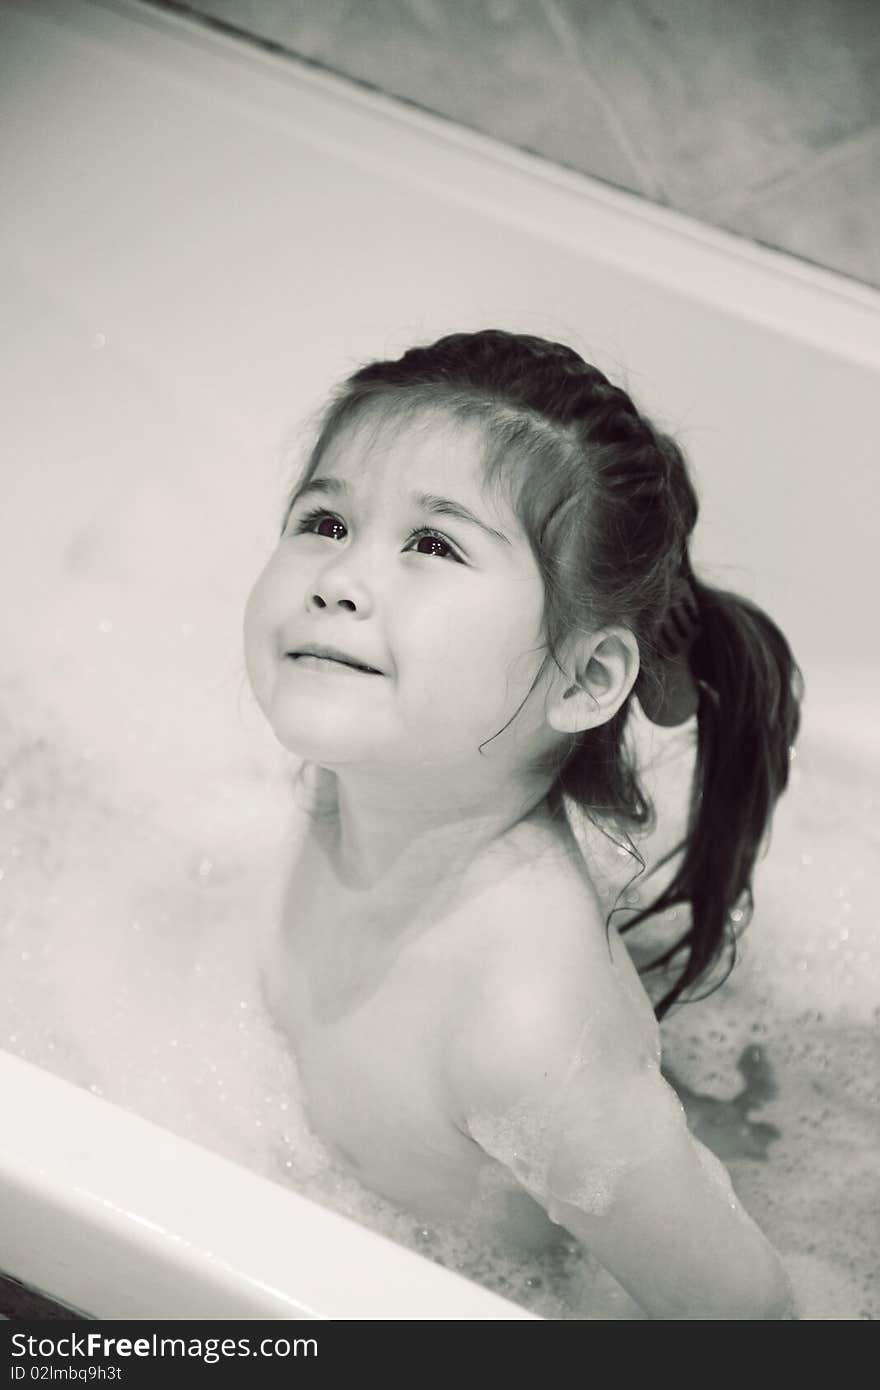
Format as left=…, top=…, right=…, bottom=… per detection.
left=288, top=654, right=381, bottom=676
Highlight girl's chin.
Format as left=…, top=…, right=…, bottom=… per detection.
left=265, top=710, right=379, bottom=762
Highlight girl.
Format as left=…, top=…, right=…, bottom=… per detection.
left=244, top=329, right=802, bottom=1319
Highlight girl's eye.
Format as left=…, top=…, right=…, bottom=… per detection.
left=290, top=508, right=463, bottom=563
left=294, top=509, right=346, bottom=542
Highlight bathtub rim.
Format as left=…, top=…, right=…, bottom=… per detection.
left=0, top=1051, right=539, bottom=1320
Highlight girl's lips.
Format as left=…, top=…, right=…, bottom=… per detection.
left=288, top=653, right=380, bottom=675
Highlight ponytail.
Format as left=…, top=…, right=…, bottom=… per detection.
left=623, top=574, right=804, bottom=1016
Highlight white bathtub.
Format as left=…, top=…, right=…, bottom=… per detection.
left=1, top=0, right=878, bottom=1320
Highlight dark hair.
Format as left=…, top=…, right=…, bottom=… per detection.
left=285, top=329, right=803, bottom=1018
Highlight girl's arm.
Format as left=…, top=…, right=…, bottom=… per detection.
left=452, top=933, right=794, bottom=1320
left=532, top=1071, right=794, bottom=1320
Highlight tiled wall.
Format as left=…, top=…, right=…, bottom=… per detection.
left=150, top=0, right=879, bottom=289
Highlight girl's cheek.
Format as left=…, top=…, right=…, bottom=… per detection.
left=243, top=572, right=279, bottom=691
left=242, top=583, right=265, bottom=651
left=242, top=616, right=264, bottom=701
left=245, top=558, right=284, bottom=629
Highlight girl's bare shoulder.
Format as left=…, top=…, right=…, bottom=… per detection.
left=445, top=821, right=659, bottom=1122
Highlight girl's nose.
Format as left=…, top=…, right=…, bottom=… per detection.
left=308, top=554, right=374, bottom=614
left=310, top=590, right=356, bottom=611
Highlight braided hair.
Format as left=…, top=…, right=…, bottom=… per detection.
left=286, top=329, right=803, bottom=1017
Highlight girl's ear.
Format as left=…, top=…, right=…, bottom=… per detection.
left=545, top=628, right=640, bottom=735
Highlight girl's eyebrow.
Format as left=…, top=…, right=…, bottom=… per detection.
left=288, top=476, right=513, bottom=547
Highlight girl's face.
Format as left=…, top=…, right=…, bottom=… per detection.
left=243, top=408, right=559, bottom=779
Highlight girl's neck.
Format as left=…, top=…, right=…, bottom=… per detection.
left=308, top=764, right=559, bottom=905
